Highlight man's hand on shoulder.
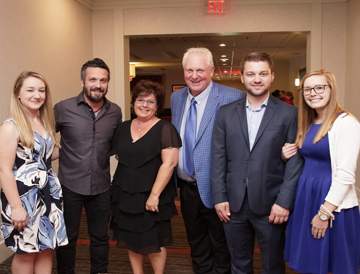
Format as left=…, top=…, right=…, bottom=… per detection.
left=215, top=202, right=231, bottom=223
left=269, top=204, right=289, bottom=224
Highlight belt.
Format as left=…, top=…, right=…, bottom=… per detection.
left=177, top=177, right=197, bottom=187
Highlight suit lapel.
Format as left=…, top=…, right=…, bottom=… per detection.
left=195, top=84, right=219, bottom=146
left=174, top=88, right=189, bottom=133
left=236, top=97, right=250, bottom=150
left=252, top=95, right=278, bottom=149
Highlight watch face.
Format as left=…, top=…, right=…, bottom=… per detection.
left=320, top=214, right=328, bottom=221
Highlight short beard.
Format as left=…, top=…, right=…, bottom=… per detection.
left=245, top=86, right=269, bottom=98
left=83, top=86, right=107, bottom=103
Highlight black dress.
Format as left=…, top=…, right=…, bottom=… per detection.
left=110, top=119, right=182, bottom=255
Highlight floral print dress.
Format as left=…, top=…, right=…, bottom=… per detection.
left=0, top=118, right=68, bottom=254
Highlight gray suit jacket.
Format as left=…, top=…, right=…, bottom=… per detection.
left=211, top=95, right=304, bottom=215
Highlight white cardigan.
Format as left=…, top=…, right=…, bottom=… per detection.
left=325, top=113, right=360, bottom=212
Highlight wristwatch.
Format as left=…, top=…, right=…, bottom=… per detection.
left=318, top=212, right=329, bottom=221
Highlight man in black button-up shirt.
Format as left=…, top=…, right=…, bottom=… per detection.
left=54, top=58, right=122, bottom=274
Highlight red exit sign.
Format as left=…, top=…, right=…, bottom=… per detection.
left=206, top=0, right=226, bottom=14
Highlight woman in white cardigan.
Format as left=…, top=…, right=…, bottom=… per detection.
left=283, top=69, right=360, bottom=274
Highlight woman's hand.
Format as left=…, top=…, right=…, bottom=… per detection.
left=281, top=143, right=298, bottom=162
left=146, top=193, right=159, bottom=213
left=145, top=147, right=179, bottom=214
left=11, top=205, right=28, bottom=231
left=311, top=214, right=329, bottom=239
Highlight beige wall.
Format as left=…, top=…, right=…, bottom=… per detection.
left=92, top=10, right=115, bottom=102
left=90, top=1, right=348, bottom=120
left=0, top=0, right=93, bottom=117
left=0, top=0, right=93, bottom=260
left=163, top=72, right=186, bottom=108
left=322, top=3, right=347, bottom=105
left=346, top=0, right=360, bottom=197
left=289, top=52, right=307, bottom=107
left=122, top=3, right=311, bottom=35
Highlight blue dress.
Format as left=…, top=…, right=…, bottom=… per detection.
left=0, top=118, right=68, bottom=254
left=284, top=123, right=360, bottom=274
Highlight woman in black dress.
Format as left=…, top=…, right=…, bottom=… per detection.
left=110, top=79, right=181, bottom=274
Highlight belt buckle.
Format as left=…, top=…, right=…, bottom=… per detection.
left=189, top=180, right=197, bottom=186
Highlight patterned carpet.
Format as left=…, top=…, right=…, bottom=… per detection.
left=0, top=198, right=305, bottom=273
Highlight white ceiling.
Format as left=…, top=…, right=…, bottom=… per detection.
left=130, top=32, right=307, bottom=80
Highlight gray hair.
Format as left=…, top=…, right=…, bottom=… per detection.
left=182, top=48, right=214, bottom=68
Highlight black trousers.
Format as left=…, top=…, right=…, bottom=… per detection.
left=223, top=193, right=286, bottom=274
left=56, top=185, right=110, bottom=274
left=179, top=178, right=231, bottom=274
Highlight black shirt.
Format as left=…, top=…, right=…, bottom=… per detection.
left=54, top=92, right=122, bottom=195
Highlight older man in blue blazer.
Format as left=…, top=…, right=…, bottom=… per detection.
left=171, top=47, right=244, bottom=274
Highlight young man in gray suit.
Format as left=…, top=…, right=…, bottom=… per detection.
left=211, top=52, right=304, bottom=274
left=171, top=48, right=243, bottom=273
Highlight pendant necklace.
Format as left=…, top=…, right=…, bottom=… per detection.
left=93, top=104, right=103, bottom=114
left=137, top=118, right=155, bottom=132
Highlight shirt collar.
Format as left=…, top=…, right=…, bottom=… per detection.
left=187, top=81, right=213, bottom=104
left=77, top=91, right=109, bottom=107
left=246, top=93, right=270, bottom=111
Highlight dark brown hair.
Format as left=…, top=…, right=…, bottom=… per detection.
left=131, top=79, right=165, bottom=113
left=240, top=52, right=274, bottom=74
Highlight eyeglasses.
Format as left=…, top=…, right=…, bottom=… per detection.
left=135, top=98, right=157, bottom=106
left=301, top=85, right=330, bottom=96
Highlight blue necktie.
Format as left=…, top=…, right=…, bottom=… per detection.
left=183, top=98, right=197, bottom=176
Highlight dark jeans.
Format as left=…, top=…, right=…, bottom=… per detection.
left=179, top=178, right=231, bottom=274
left=56, top=185, right=110, bottom=274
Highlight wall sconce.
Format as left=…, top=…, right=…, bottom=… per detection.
left=295, top=78, right=300, bottom=87
left=130, top=64, right=136, bottom=81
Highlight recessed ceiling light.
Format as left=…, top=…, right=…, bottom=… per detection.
left=219, top=43, right=226, bottom=47
left=221, top=55, right=226, bottom=57
left=224, top=70, right=228, bottom=73
left=220, top=58, right=229, bottom=62
left=223, top=64, right=227, bottom=65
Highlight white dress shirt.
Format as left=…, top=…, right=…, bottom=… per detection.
left=245, top=95, right=269, bottom=151
left=177, top=81, right=213, bottom=181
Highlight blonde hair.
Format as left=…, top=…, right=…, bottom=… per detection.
left=295, top=69, right=348, bottom=148
left=10, top=71, right=60, bottom=148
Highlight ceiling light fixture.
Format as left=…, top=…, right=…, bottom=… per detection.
left=219, top=43, right=226, bottom=47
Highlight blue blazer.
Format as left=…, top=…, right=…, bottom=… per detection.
left=171, top=82, right=243, bottom=208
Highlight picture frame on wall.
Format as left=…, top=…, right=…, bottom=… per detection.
left=172, top=85, right=186, bottom=93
